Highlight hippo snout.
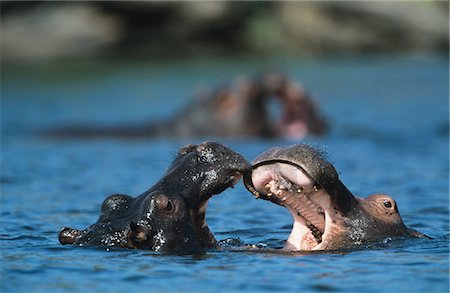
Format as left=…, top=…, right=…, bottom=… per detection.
left=231, top=156, right=252, bottom=175
left=59, top=227, right=83, bottom=245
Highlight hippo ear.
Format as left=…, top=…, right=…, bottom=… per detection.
left=129, top=221, right=150, bottom=243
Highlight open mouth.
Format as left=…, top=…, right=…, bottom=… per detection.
left=244, top=162, right=334, bottom=251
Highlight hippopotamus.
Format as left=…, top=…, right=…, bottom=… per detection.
left=44, top=73, right=327, bottom=140
left=59, top=142, right=251, bottom=253
left=243, top=144, right=428, bottom=251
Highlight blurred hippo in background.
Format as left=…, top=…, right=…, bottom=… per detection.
left=45, top=73, right=328, bottom=140
left=244, top=144, right=429, bottom=251
left=59, top=142, right=251, bottom=253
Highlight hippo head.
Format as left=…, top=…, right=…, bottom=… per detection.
left=59, top=141, right=251, bottom=253
left=210, top=72, right=328, bottom=139
left=161, top=142, right=251, bottom=205
left=243, top=144, right=427, bottom=251
left=126, top=141, right=252, bottom=251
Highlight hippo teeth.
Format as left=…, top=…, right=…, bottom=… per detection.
left=306, top=221, right=323, bottom=244
left=243, top=175, right=261, bottom=198
left=265, top=181, right=325, bottom=245
left=248, top=162, right=333, bottom=251
left=295, top=202, right=324, bottom=243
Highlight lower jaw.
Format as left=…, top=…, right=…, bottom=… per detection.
left=284, top=238, right=325, bottom=251
left=284, top=218, right=324, bottom=251
left=285, top=241, right=322, bottom=252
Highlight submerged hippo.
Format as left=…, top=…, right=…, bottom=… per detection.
left=243, top=144, right=427, bottom=251
left=59, top=142, right=251, bottom=253
left=44, top=73, right=327, bottom=140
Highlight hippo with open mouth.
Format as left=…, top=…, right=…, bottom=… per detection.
left=44, top=73, right=327, bottom=140
left=243, top=144, right=428, bottom=251
left=59, top=142, right=251, bottom=253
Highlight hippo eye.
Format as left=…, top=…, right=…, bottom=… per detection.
left=165, top=200, right=174, bottom=213
left=383, top=200, right=393, bottom=209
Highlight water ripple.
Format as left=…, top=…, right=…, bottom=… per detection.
left=1, top=56, right=448, bottom=293
left=0, top=235, right=47, bottom=241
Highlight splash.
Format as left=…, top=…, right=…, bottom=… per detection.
left=199, top=147, right=218, bottom=164
left=100, top=231, right=128, bottom=247
left=153, top=230, right=166, bottom=251
left=346, top=218, right=368, bottom=245
left=202, top=170, right=218, bottom=189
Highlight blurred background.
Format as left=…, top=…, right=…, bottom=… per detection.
left=1, top=1, right=448, bottom=60
left=1, top=1, right=448, bottom=139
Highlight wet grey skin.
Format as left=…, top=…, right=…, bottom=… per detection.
left=243, top=144, right=428, bottom=251
left=59, top=142, right=251, bottom=253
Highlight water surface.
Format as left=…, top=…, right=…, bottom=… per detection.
left=1, top=55, right=448, bottom=292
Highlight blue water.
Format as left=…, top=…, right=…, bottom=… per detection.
left=1, top=55, right=449, bottom=292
